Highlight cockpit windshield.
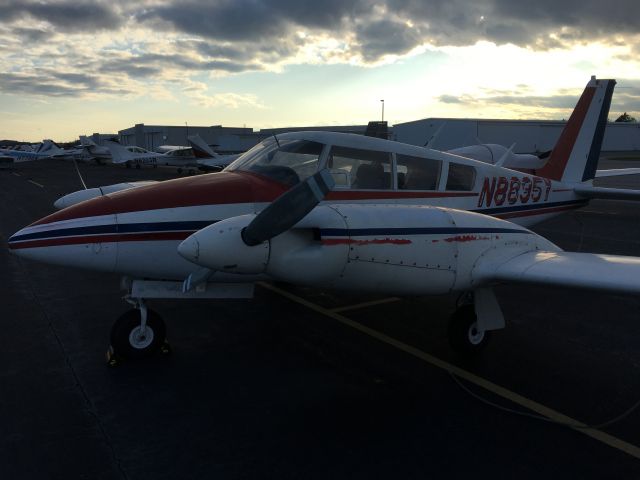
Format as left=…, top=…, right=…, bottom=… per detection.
left=226, top=138, right=324, bottom=186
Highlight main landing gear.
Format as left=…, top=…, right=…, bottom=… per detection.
left=447, top=304, right=490, bottom=355
left=107, top=298, right=170, bottom=367
left=447, top=289, right=505, bottom=356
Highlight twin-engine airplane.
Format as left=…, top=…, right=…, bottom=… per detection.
left=8, top=77, right=640, bottom=361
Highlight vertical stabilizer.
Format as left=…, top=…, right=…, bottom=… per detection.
left=536, top=77, right=615, bottom=183
left=187, top=134, right=218, bottom=159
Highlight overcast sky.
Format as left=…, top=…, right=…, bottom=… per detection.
left=1, top=0, right=639, bottom=141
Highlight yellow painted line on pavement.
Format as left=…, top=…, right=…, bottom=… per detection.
left=331, top=297, right=400, bottom=313
left=28, top=180, right=44, bottom=188
left=259, top=281, right=640, bottom=460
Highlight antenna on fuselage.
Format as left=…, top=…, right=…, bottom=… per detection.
left=424, top=121, right=447, bottom=148
left=72, top=158, right=88, bottom=190
left=494, top=143, right=516, bottom=168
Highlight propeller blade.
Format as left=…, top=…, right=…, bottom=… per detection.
left=241, top=169, right=334, bottom=246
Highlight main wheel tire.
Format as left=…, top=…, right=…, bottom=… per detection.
left=110, top=309, right=166, bottom=360
left=447, top=304, right=490, bottom=356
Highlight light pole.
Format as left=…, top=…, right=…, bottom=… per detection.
left=380, top=99, right=385, bottom=122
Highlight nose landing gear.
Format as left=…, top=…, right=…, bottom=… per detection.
left=107, top=298, right=170, bottom=366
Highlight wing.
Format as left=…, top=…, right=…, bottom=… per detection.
left=595, top=168, right=640, bottom=178
left=476, top=251, right=640, bottom=294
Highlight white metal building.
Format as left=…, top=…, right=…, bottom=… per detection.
left=118, top=124, right=259, bottom=154
left=393, top=118, right=640, bottom=157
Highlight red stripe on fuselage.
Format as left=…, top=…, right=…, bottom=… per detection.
left=32, top=171, right=286, bottom=226
left=322, top=238, right=412, bottom=246
left=8, top=231, right=192, bottom=249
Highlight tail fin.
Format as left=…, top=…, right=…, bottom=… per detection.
left=187, top=134, right=218, bottom=158
left=104, top=140, right=135, bottom=164
left=40, top=139, right=65, bottom=156
left=536, top=76, right=615, bottom=183
left=79, top=135, right=97, bottom=147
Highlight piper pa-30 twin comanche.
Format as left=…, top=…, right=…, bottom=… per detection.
left=8, top=76, right=640, bottom=362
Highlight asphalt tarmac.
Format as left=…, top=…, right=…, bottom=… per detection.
left=1, top=158, right=640, bottom=479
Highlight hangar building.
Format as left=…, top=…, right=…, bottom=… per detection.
left=117, top=124, right=258, bottom=154
left=117, top=123, right=381, bottom=153
left=393, top=118, right=640, bottom=157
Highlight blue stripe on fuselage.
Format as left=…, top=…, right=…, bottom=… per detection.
left=9, top=220, right=216, bottom=243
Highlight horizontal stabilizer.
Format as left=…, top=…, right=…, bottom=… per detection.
left=477, top=251, right=640, bottom=294
left=574, top=185, right=640, bottom=201
left=595, top=168, right=640, bottom=178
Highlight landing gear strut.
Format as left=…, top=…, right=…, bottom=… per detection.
left=447, top=304, right=491, bottom=355
left=447, top=288, right=504, bottom=356
left=107, top=298, right=169, bottom=366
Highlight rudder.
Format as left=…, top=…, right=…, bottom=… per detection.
left=536, top=76, right=616, bottom=183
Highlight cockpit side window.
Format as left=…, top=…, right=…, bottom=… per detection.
left=396, top=154, right=440, bottom=190
left=446, top=163, right=477, bottom=191
left=327, top=146, right=391, bottom=189
left=226, top=139, right=324, bottom=186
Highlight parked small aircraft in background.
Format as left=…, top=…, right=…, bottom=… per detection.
left=188, top=134, right=240, bottom=171
left=0, top=139, right=67, bottom=162
left=9, top=76, right=640, bottom=364
left=105, top=140, right=203, bottom=173
left=53, top=181, right=159, bottom=210
left=78, top=136, right=114, bottom=164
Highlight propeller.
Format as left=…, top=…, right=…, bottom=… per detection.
left=177, top=169, right=335, bottom=274
left=241, top=169, right=335, bottom=246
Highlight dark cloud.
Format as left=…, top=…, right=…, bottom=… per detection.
left=93, top=51, right=264, bottom=82
left=436, top=80, right=640, bottom=118
left=98, top=59, right=162, bottom=79
left=438, top=95, right=462, bottom=104
left=137, top=0, right=360, bottom=42
left=11, top=27, right=51, bottom=43
left=0, top=71, right=131, bottom=97
left=128, top=0, right=640, bottom=61
left=356, top=19, right=423, bottom=60
left=1, top=0, right=640, bottom=101
left=480, top=94, right=580, bottom=109
left=0, top=1, right=123, bottom=32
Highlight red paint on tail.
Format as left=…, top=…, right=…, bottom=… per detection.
left=536, top=87, right=596, bottom=181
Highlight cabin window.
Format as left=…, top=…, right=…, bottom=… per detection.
left=327, top=146, right=392, bottom=189
left=396, top=154, right=440, bottom=190
left=446, top=163, right=476, bottom=191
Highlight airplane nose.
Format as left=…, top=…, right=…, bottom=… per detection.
left=7, top=230, right=22, bottom=254
left=8, top=218, right=118, bottom=272
left=177, top=236, right=200, bottom=263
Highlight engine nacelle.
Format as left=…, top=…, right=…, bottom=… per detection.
left=268, top=204, right=556, bottom=295
left=179, top=204, right=560, bottom=296
left=178, top=214, right=269, bottom=274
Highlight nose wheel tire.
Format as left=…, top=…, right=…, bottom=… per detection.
left=447, top=304, right=490, bottom=356
left=110, top=309, right=166, bottom=360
